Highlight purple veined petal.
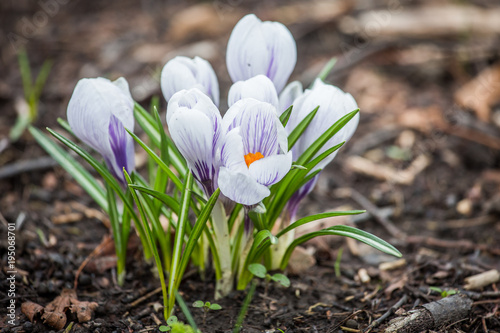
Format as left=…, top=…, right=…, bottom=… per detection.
left=168, top=108, right=217, bottom=193
left=167, top=88, right=220, bottom=124
left=67, top=77, right=135, bottom=183
left=238, top=100, right=280, bottom=157
left=288, top=79, right=359, bottom=171
left=226, top=14, right=297, bottom=93
left=279, top=81, right=303, bottom=115
left=107, top=114, right=135, bottom=183
left=248, top=151, right=292, bottom=186
left=167, top=88, right=224, bottom=162
left=228, top=75, right=279, bottom=110
left=220, top=128, right=247, bottom=173
left=161, top=56, right=220, bottom=106
left=218, top=167, right=271, bottom=206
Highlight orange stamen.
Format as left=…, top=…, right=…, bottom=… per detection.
left=244, top=152, right=264, bottom=168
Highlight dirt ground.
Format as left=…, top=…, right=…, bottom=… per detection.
left=1, top=0, right=500, bottom=332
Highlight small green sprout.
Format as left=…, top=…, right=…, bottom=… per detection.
left=429, top=287, right=459, bottom=298
left=159, top=316, right=199, bottom=333
left=11, top=48, right=52, bottom=141
left=248, top=263, right=290, bottom=295
left=193, top=300, right=222, bottom=325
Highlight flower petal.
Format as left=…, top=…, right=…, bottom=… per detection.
left=218, top=167, right=270, bottom=205
left=228, top=75, right=279, bottom=110
left=238, top=100, right=280, bottom=157
left=248, top=151, right=292, bottom=186
left=220, top=128, right=247, bottom=173
left=161, top=56, right=220, bottom=106
left=279, top=80, right=303, bottom=114
left=168, top=108, right=216, bottom=187
left=287, top=78, right=359, bottom=170
left=226, top=14, right=297, bottom=93
left=67, top=77, right=135, bottom=182
left=107, top=114, right=135, bottom=182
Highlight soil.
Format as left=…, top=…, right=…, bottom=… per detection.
left=1, top=1, right=500, bottom=332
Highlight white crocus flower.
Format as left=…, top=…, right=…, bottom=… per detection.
left=286, top=78, right=360, bottom=217
left=226, top=14, right=297, bottom=93
left=166, top=88, right=224, bottom=195
left=228, top=75, right=279, bottom=110
left=278, top=80, right=303, bottom=115
left=161, top=56, right=220, bottom=106
left=67, top=77, right=135, bottom=184
left=218, top=98, right=292, bottom=206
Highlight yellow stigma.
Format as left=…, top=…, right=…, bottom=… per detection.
left=244, top=152, right=264, bottom=168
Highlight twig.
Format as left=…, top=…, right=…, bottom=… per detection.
left=364, top=294, right=408, bottom=332
left=385, top=294, right=473, bottom=333
left=333, top=187, right=407, bottom=239
left=128, top=287, right=163, bottom=309
left=0, top=156, right=57, bottom=179
left=73, top=235, right=113, bottom=289
left=405, top=235, right=500, bottom=256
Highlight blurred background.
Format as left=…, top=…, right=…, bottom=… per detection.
left=2, top=0, right=500, bottom=231
left=1, top=0, right=500, bottom=330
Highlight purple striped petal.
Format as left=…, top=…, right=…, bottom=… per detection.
left=67, top=77, right=135, bottom=184
left=226, top=14, right=297, bottom=93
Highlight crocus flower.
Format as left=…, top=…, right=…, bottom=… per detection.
left=226, top=14, right=297, bottom=93
left=161, top=56, right=220, bottom=106
left=67, top=77, right=135, bottom=184
left=166, top=88, right=224, bottom=195
left=278, top=80, right=303, bottom=114
left=285, top=78, right=359, bottom=217
left=228, top=75, right=279, bottom=110
left=218, top=98, right=292, bottom=206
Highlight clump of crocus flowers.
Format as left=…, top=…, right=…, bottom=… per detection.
left=34, top=13, right=400, bottom=319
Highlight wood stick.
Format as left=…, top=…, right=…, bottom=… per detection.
left=385, top=294, right=473, bottom=333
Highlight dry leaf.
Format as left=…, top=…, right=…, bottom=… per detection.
left=455, top=63, right=500, bottom=122
left=22, top=288, right=98, bottom=330
left=21, top=301, right=44, bottom=322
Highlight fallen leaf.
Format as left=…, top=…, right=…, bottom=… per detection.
left=21, top=301, right=44, bottom=322
left=22, top=288, right=98, bottom=330
left=455, top=63, right=500, bottom=122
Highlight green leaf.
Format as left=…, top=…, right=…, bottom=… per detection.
left=129, top=185, right=180, bottom=215
left=177, top=188, right=220, bottom=289
left=174, top=292, right=198, bottom=331
left=29, top=126, right=107, bottom=211
left=134, top=102, right=187, bottom=175
left=192, top=300, right=204, bottom=308
left=209, top=304, right=222, bottom=310
left=296, top=109, right=359, bottom=165
left=316, top=57, right=337, bottom=82
left=280, top=225, right=401, bottom=270
left=126, top=128, right=183, bottom=190
left=280, top=105, right=293, bottom=127
left=248, top=263, right=267, bottom=278
left=159, top=325, right=170, bottom=332
left=57, top=118, right=74, bottom=136
left=168, top=172, right=193, bottom=313
left=271, top=274, right=290, bottom=287
left=276, top=211, right=365, bottom=238
left=167, top=316, right=178, bottom=325
left=287, top=106, right=319, bottom=151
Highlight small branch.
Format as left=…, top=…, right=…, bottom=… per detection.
left=0, top=156, right=57, bottom=179
left=385, top=294, right=473, bottom=333
left=364, top=294, right=408, bottom=332
left=334, top=187, right=407, bottom=239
